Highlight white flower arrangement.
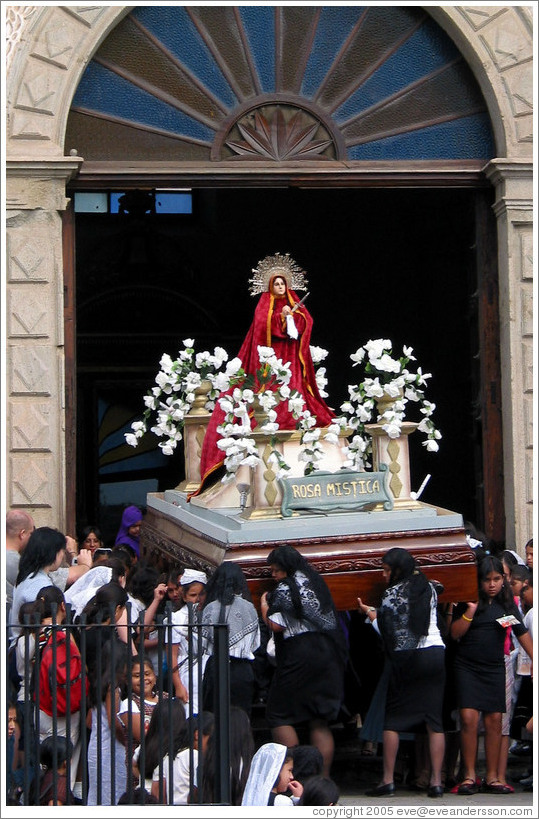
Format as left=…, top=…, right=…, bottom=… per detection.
left=336, top=338, right=442, bottom=470
left=126, top=337, right=441, bottom=484
left=125, top=339, right=244, bottom=456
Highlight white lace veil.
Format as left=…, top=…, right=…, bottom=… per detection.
left=64, top=566, right=113, bottom=617
left=241, top=742, right=287, bottom=806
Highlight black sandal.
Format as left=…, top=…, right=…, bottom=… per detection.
left=454, top=778, right=479, bottom=795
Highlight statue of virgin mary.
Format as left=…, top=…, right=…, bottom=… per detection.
left=191, top=253, right=334, bottom=495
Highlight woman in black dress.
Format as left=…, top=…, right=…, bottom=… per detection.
left=260, top=545, right=347, bottom=777
left=451, top=555, right=532, bottom=795
left=358, top=547, right=446, bottom=798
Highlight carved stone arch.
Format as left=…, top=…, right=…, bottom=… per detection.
left=5, top=5, right=533, bottom=160
left=427, top=5, right=533, bottom=156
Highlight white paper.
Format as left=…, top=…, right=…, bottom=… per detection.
left=286, top=313, right=298, bottom=339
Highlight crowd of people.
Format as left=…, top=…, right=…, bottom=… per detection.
left=5, top=506, right=534, bottom=806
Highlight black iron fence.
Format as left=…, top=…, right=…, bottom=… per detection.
left=7, top=603, right=231, bottom=806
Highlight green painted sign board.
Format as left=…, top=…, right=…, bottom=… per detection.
left=280, top=466, right=393, bottom=517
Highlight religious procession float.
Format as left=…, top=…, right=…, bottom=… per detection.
left=127, top=253, right=477, bottom=609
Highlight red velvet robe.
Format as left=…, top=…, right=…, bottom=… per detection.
left=191, top=285, right=334, bottom=495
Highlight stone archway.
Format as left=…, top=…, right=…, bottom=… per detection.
left=5, top=6, right=532, bottom=158
left=5, top=5, right=533, bottom=549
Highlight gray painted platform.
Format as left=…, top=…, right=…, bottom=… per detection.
left=147, top=489, right=464, bottom=546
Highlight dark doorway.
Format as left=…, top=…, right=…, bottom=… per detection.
left=74, top=185, right=493, bottom=545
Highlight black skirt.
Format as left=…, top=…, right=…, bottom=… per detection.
left=454, top=655, right=505, bottom=713
left=203, top=655, right=255, bottom=716
left=265, top=631, right=344, bottom=728
left=384, top=646, right=445, bottom=733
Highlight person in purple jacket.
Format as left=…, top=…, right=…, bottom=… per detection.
left=114, top=505, right=143, bottom=557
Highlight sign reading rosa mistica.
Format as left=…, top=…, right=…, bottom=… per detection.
left=280, top=466, right=393, bottom=517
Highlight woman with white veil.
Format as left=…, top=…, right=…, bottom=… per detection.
left=241, top=742, right=303, bottom=806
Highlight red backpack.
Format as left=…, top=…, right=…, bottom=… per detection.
left=37, top=630, right=88, bottom=716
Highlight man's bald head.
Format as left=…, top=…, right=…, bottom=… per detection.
left=6, top=509, right=35, bottom=550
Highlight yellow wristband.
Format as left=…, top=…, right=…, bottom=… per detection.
left=462, top=614, right=473, bottom=622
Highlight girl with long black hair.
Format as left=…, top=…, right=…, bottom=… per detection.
left=260, top=544, right=347, bottom=777
left=450, top=554, right=532, bottom=795
left=358, top=547, right=446, bottom=797
left=11, top=527, right=67, bottom=641
left=200, top=704, right=255, bottom=805
left=201, top=561, right=260, bottom=715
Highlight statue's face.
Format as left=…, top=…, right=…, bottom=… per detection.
left=271, top=276, right=287, bottom=296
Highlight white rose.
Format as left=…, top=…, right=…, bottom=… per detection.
left=383, top=381, right=402, bottom=398
left=405, top=387, right=420, bottom=401
left=195, top=351, right=212, bottom=369
left=324, top=431, right=339, bottom=445
left=363, top=378, right=384, bottom=399
left=424, top=439, right=439, bottom=452
left=211, top=372, right=230, bottom=393
left=258, top=392, right=278, bottom=412
left=365, top=338, right=391, bottom=360
left=310, top=345, right=329, bottom=364
left=289, top=395, right=305, bottom=415
left=278, top=385, right=291, bottom=400
left=218, top=397, right=235, bottom=415
left=417, top=418, right=430, bottom=434
left=257, top=346, right=275, bottom=362
left=420, top=401, right=436, bottom=416
left=382, top=420, right=402, bottom=438
left=185, top=372, right=202, bottom=389
left=225, top=357, right=243, bottom=376
left=260, top=422, right=279, bottom=434
left=350, top=348, right=366, bottom=366
left=375, top=354, right=401, bottom=374
left=159, top=353, right=173, bottom=372
left=212, top=346, right=228, bottom=365
left=155, top=372, right=170, bottom=389
left=403, top=345, right=416, bottom=360
left=240, top=454, right=261, bottom=468
left=217, top=438, right=240, bottom=453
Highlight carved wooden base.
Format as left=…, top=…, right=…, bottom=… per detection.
left=141, top=502, right=478, bottom=611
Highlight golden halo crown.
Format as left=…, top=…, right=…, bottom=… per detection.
left=248, top=252, right=308, bottom=296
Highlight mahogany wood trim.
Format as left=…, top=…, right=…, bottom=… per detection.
left=141, top=506, right=478, bottom=611
left=70, top=159, right=489, bottom=190
left=476, top=191, right=505, bottom=543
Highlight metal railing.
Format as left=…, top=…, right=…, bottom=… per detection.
left=7, top=603, right=231, bottom=806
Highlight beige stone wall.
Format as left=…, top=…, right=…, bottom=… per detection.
left=485, top=159, right=534, bottom=550
left=4, top=5, right=534, bottom=548
left=5, top=159, right=81, bottom=527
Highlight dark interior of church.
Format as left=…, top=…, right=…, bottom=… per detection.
left=74, top=185, right=489, bottom=543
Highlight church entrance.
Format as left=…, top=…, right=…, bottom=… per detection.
left=64, top=4, right=502, bottom=546
left=70, top=182, right=500, bottom=546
